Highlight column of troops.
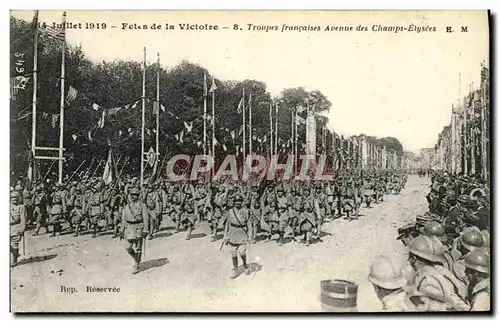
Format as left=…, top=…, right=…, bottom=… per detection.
left=368, top=171, right=490, bottom=311
left=11, top=170, right=408, bottom=275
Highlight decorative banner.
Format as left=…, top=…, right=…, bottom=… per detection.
left=146, top=147, right=156, bottom=167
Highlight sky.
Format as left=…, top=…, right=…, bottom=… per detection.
left=11, top=10, right=489, bottom=152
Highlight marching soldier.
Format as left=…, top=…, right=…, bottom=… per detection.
left=276, top=185, right=290, bottom=246
left=222, top=194, right=251, bottom=279
left=10, top=191, right=27, bottom=267
left=32, top=183, right=49, bottom=236
left=247, top=184, right=261, bottom=244
left=108, top=187, right=125, bottom=238
left=49, top=183, right=67, bottom=237
left=86, top=182, right=105, bottom=238
left=297, top=191, right=316, bottom=247
left=69, top=187, right=86, bottom=236
left=209, top=184, right=227, bottom=241
left=181, top=185, right=198, bottom=240
left=120, top=187, right=149, bottom=274
left=144, top=183, right=162, bottom=240
left=314, top=185, right=326, bottom=238
left=22, top=182, right=33, bottom=227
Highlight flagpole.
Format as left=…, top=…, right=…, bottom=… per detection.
left=211, top=77, right=216, bottom=177
left=242, top=89, right=246, bottom=161
left=31, top=10, right=39, bottom=155
left=293, top=108, right=299, bottom=173
left=203, top=73, right=207, bottom=156
left=249, top=94, right=252, bottom=156
left=274, top=100, right=278, bottom=156
left=291, top=108, right=294, bottom=172
left=140, top=47, right=146, bottom=188
left=57, top=12, right=67, bottom=184
left=269, top=101, right=273, bottom=159
left=156, top=52, right=160, bottom=164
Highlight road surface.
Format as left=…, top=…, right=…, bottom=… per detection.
left=11, top=175, right=430, bottom=312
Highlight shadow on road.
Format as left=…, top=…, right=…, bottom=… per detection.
left=17, top=254, right=58, bottom=266
left=153, top=232, right=173, bottom=239
left=189, top=233, right=207, bottom=239
left=138, top=257, right=169, bottom=273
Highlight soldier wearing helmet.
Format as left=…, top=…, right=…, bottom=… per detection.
left=85, top=182, right=105, bottom=238
left=409, top=236, right=469, bottom=310
left=261, top=183, right=278, bottom=242
left=297, top=195, right=317, bottom=247
left=143, top=182, right=162, bottom=240
left=463, top=249, right=490, bottom=311
left=368, top=254, right=416, bottom=311
left=69, top=187, right=86, bottom=236
left=247, top=183, right=261, bottom=244
left=450, top=227, right=484, bottom=262
left=120, top=187, right=149, bottom=274
left=275, top=185, right=291, bottom=246
left=32, top=183, right=49, bottom=236
left=49, top=183, right=67, bottom=237
left=10, top=191, right=26, bottom=267
left=222, top=193, right=251, bottom=279
left=209, top=184, right=228, bottom=241
left=419, top=221, right=447, bottom=244
left=181, top=183, right=198, bottom=240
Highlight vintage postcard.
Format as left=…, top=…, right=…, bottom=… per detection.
left=9, top=10, right=490, bottom=312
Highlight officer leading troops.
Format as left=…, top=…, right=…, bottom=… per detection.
left=120, top=187, right=149, bottom=274
left=222, top=194, right=252, bottom=279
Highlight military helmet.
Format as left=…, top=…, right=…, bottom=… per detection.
left=419, top=221, right=447, bottom=242
left=234, top=194, right=244, bottom=202
left=460, top=227, right=484, bottom=251
left=463, top=249, right=489, bottom=274
left=129, top=187, right=140, bottom=195
left=10, top=191, right=20, bottom=198
left=15, top=184, right=23, bottom=191
left=481, top=230, right=490, bottom=249
left=368, top=254, right=407, bottom=289
left=408, top=235, right=445, bottom=263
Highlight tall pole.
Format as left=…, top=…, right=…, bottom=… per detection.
left=211, top=77, right=216, bottom=167
left=294, top=109, right=298, bottom=173
left=481, top=62, right=488, bottom=180
left=451, top=104, right=456, bottom=174
left=203, top=73, right=207, bottom=156
left=249, top=94, right=252, bottom=156
left=58, top=12, right=67, bottom=184
left=269, top=101, right=273, bottom=158
left=274, top=100, right=278, bottom=156
left=470, top=83, right=476, bottom=175
left=156, top=52, right=160, bottom=163
left=291, top=108, right=295, bottom=173
left=31, top=10, right=39, bottom=155
left=140, top=47, right=146, bottom=188
left=242, top=89, right=246, bottom=160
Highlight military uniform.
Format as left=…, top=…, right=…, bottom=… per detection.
left=181, top=190, right=198, bottom=240
left=32, top=187, right=49, bottom=235
left=223, top=194, right=251, bottom=278
left=298, top=198, right=316, bottom=246
left=144, top=187, right=162, bottom=239
left=276, top=188, right=290, bottom=246
left=10, top=192, right=26, bottom=266
left=69, top=189, right=86, bottom=236
left=121, top=188, right=149, bottom=274
left=86, top=187, right=105, bottom=238
left=50, top=187, right=67, bottom=236
left=209, top=186, right=227, bottom=241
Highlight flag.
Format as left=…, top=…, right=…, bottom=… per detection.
left=65, top=85, right=78, bottom=105
left=296, top=114, right=306, bottom=124
left=230, top=130, right=235, bottom=140
left=209, top=77, right=217, bottom=93
left=222, top=144, right=227, bottom=152
left=153, top=101, right=159, bottom=115
left=72, top=134, right=78, bottom=141
left=51, top=114, right=59, bottom=128
left=92, top=103, right=101, bottom=111
left=237, top=97, right=244, bottom=114
left=98, top=110, right=107, bottom=128
left=203, top=73, right=208, bottom=97
left=40, top=19, right=66, bottom=41
left=102, top=149, right=119, bottom=185
left=297, top=105, right=306, bottom=114
left=184, top=121, right=193, bottom=133
left=130, top=101, right=139, bottom=109
left=118, top=130, right=123, bottom=136
left=27, top=150, right=40, bottom=188
left=160, top=104, right=166, bottom=112
left=108, top=106, right=122, bottom=116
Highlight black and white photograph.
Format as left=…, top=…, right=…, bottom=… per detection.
left=9, top=10, right=490, bottom=312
